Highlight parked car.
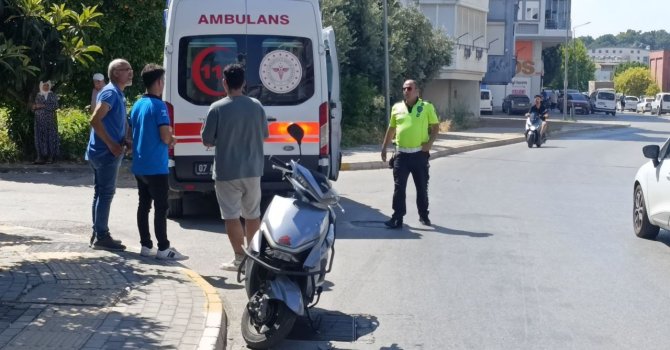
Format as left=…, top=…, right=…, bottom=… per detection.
left=589, top=89, right=616, bottom=116
left=480, top=89, right=493, bottom=115
left=636, top=96, right=655, bottom=113
left=618, top=96, right=639, bottom=111
left=651, top=92, right=670, bottom=115
left=558, top=93, right=591, bottom=115
left=501, top=94, right=531, bottom=115
left=557, top=89, right=581, bottom=109
left=633, top=137, right=670, bottom=239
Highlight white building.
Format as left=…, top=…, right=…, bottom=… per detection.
left=587, top=47, right=650, bottom=81
left=402, top=0, right=490, bottom=117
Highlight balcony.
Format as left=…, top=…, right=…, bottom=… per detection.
left=438, top=44, right=488, bottom=80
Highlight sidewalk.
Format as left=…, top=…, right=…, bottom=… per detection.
left=0, top=224, right=225, bottom=350
left=341, top=116, right=630, bottom=171
left=0, top=117, right=628, bottom=175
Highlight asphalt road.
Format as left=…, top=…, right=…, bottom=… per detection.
left=2, top=111, right=670, bottom=349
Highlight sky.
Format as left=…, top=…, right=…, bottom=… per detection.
left=572, top=0, right=669, bottom=38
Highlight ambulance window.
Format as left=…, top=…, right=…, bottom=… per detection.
left=178, top=35, right=313, bottom=106
left=245, top=37, right=314, bottom=106
left=178, top=36, right=240, bottom=105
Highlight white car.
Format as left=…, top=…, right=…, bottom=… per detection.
left=634, top=138, right=670, bottom=239
left=618, top=96, right=639, bottom=111
left=636, top=97, right=655, bottom=113
left=651, top=92, right=670, bottom=115
left=480, top=89, right=493, bottom=115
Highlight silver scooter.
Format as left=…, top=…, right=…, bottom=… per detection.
left=524, top=111, right=546, bottom=148
left=238, top=124, right=341, bottom=349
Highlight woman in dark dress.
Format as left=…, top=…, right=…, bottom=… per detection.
left=32, top=81, right=60, bottom=164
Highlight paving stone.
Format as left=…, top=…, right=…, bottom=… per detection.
left=0, top=225, right=224, bottom=350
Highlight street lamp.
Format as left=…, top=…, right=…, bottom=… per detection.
left=383, top=0, right=390, bottom=125
left=572, top=21, right=591, bottom=92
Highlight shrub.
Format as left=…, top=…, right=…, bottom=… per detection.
left=446, top=103, right=477, bottom=131
left=0, top=108, right=20, bottom=162
left=58, top=108, right=90, bottom=161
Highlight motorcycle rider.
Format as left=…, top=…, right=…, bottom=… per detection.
left=528, top=94, right=549, bottom=140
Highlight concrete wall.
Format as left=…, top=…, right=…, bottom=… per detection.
left=483, top=0, right=517, bottom=85
left=423, top=79, right=481, bottom=119
left=650, top=50, right=670, bottom=92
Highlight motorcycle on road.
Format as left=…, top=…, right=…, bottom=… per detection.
left=525, top=112, right=546, bottom=148
left=238, top=124, right=341, bottom=349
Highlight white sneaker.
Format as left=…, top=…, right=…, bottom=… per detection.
left=220, top=255, right=244, bottom=271
left=156, top=247, right=189, bottom=260
left=140, top=246, right=156, bottom=257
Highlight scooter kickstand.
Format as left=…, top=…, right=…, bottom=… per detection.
left=305, top=306, right=322, bottom=333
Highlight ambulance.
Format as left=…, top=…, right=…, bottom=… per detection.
left=162, top=0, right=342, bottom=217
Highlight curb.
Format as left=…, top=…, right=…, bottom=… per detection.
left=339, top=123, right=629, bottom=171
left=182, top=268, right=227, bottom=350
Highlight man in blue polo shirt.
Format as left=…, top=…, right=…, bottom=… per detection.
left=129, top=63, right=187, bottom=260
left=87, top=58, right=133, bottom=251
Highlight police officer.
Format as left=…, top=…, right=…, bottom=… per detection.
left=381, top=80, right=439, bottom=228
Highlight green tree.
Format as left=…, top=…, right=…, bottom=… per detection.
left=646, top=83, right=660, bottom=96
left=542, top=46, right=561, bottom=89
left=0, top=0, right=102, bottom=157
left=58, top=0, right=166, bottom=107
left=557, top=39, right=595, bottom=91
left=321, top=0, right=452, bottom=143
left=580, top=35, right=595, bottom=48
left=614, top=61, right=648, bottom=77
left=592, top=34, right=618, bottom=48
left=613, top=67, right=655, bottom=97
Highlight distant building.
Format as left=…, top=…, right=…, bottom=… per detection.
left=587, top=47, right=650, bottom=81
left=486, top=0, right=571, bottom=109
left=401, top=0, right=490, bottom=117
left=650, top=50, right=670, bottom=92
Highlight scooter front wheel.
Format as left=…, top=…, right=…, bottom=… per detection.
left=242, top=297, right=297, bottom=349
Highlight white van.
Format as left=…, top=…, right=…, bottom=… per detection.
left=480, top=89, right=493, bottom=115
left=163, top=0, right=342, bottom=216
left=589, top=89, right=616, bottom=116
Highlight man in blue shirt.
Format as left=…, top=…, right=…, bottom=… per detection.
left=130, top=64, right=187, bottom=260
left=87, top=59, right=133, bottom=251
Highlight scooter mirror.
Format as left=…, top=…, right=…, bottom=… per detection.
left=287, top=123, right=305, bottom=146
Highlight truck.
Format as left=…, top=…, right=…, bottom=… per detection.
left=588, top=81, right=615, bottom=96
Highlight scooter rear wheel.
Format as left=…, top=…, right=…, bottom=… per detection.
left=242, top=298, right=297, bottom=349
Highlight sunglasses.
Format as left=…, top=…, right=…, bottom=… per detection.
left=402, top=87, right=413, bottom=91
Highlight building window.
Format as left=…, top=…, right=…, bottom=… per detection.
left=638, top=50, right=640, bottom=53
left=544, top=0, right=569, bottom=29
left=619, top=50, right=622, bottom=53
left=518, top=0, right=541, bottom=21
left=599, top=50, right=602, bottom=53
left=631, top=50, right=634, bottom=53
left=605, top=50, right=609, bottom=53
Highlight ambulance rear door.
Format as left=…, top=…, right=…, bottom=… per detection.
left=323, top=26, right=341, bottom=180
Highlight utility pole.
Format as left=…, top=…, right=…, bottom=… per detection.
left=562, top=0, right=571, bottom=121
left=383, top=0, right=390, bottom=125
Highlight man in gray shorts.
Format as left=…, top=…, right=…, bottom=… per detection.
left=201, top=63, right=269, bottom=271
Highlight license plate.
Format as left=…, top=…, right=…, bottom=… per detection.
left=194, top=162, right=212, bottom=176
left=518, top=103, right=527, bottom=107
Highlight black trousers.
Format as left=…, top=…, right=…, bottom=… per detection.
left=135, top=174, right=170, bottom=251
left=392, top=151, right=430, bottom=219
